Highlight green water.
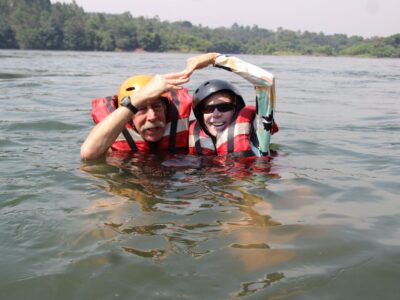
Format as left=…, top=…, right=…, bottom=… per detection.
left=0, top=50, right=399, bottom=299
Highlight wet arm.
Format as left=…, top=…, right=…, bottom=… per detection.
left=80, top=73, right=189, bottom=160
left=80, top=106, right=134, bottom=160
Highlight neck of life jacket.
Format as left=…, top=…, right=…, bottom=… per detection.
left=91, top=89, right=192, bottom=154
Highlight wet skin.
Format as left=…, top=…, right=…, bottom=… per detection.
left=132, top=99, right=167, bottom=142
left=202, top=92, right=235, bottom=137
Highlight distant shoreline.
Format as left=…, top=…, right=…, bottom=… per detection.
left=1, top=1, right=398, bottom=58
left=1, top=48, right=397, bottom=59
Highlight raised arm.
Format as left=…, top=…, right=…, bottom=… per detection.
left=213, top=55, right=277, bottom=155
left=80, top=72, right=189, bottom=160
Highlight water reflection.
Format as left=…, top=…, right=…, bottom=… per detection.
left=81, top=153, right=281, bottom=215
left=236, top=272, right=285, bottom=297
left=80, top=153, right=302, bottom=295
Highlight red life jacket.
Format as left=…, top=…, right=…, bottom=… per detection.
left=189, top=105, right=279, bottom=156
left=91, top=89, right=192, bottom=154
left=188, top=106, right=257, bottom=156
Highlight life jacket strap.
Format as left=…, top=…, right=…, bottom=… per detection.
left=194, top=122, right=203, bottom=155
left=105, top=96, right=115, bottom=112
left=121, top=128, right=138, bottom=152
left=168, top=90, right=179, bottom=153
left=227, top=111, right=240, bottom=153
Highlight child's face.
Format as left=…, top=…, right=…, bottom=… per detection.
left=201, top=92, right=236, bottom=137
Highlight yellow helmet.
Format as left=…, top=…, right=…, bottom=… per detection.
left=117, top=75, right=152, bottom=107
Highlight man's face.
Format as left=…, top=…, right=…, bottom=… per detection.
left=132, top=98, right=167, bottom=142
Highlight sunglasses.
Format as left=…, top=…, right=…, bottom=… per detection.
left=201, top=103, right=236, bottom=114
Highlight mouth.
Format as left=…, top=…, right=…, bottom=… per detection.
left=141, top=126, right=164, bottom=142
left=143, top=126, right=163, bottom=133
left=208, top=121, right=228, bottom=131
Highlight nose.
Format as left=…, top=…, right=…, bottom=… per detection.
left=212, top=107, right=222, bottom=116
left=145, top=107, right=157, bottom=121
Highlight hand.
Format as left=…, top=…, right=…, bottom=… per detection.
left=131, top=72, right=190, bottom=106
left=160, top=72, right=191, bottom=90
left=183, top=52, right=219, bottom=76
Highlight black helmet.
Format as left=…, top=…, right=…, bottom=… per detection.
left=192, top=79, right=245, bottom=123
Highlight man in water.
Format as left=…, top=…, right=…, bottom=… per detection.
left=80, top=72, right=191, bottom=160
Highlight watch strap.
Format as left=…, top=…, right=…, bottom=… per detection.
left=121, top=96, right=138, bottom=114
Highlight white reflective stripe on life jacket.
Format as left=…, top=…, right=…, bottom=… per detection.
left=189, top=121, right=252, bottom=152
left=188, top=131, right=214, bottom=152
left=215, top=122, right=252, bottom=148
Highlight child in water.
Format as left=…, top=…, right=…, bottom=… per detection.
left=183, top=53, right=278, bottom=156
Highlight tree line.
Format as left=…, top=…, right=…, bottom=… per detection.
left=1, top=0, right=399, bottom=57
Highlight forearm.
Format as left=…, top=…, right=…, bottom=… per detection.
left=80, top=107, right=133, bottom=160
left=214, top=55, right=275, bottom=88
left=214, top=54, right=276, bottom=111
left=253, top=85, right=276, bottom=155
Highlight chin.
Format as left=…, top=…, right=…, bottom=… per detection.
left=209, top=126, right=227, bottom=135
left=143, top=130, right=164, bottom=142
left=216, top=126, right=227, bottom=133
left=144, top=136, right=161, bottom=143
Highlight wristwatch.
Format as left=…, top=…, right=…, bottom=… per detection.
left=120, top=96, right=138, bottom=114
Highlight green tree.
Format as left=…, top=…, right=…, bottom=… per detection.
left=385, top=34, right=400, bottom=48
left=9, top=0, right=55, bottom=49
left=0, top=0, right=398, bottom=57
left=108, top=12, right=137, bottom=51
left=0, top=0, right=17, bottom=48
left=62, top=2, right=89, bottom=50
left=134, top=17, right=165, bottom=51
left=85, top=13, right=115, bottom=51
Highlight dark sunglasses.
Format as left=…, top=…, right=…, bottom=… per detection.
left=201, top=103, right=236, bottom=114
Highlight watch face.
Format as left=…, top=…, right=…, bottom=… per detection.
left=120, top=95, right=137, bottom=114
left=121, top=96, right=131, bottom=106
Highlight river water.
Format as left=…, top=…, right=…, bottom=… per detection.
left=0, top=50, right=399, bottom=299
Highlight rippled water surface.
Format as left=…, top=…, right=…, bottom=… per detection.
left=1, top=50, right=400, bottom=299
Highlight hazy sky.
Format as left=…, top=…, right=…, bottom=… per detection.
left=51, top=0, right=399, bottom=37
